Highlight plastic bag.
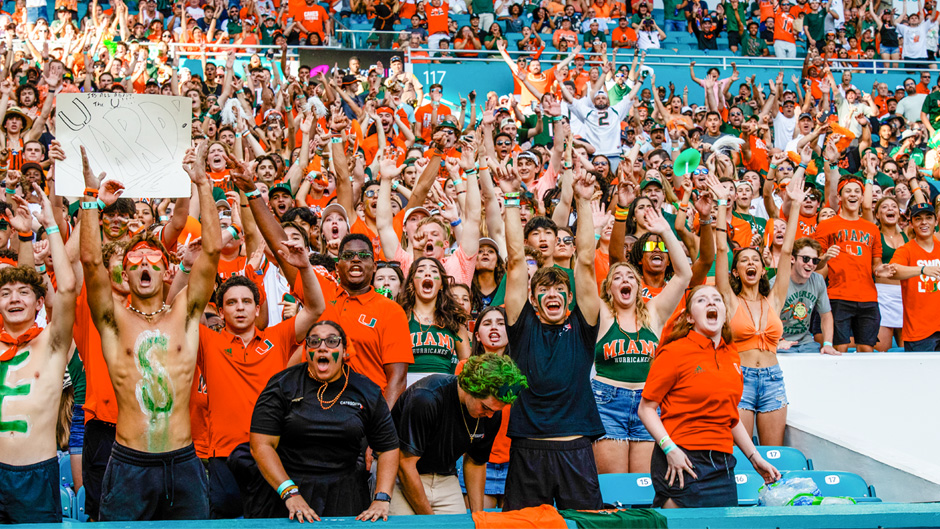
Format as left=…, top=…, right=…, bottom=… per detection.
left=758, top=478, right=821, bottom=506
left=786, top=493, right=858, bottom=506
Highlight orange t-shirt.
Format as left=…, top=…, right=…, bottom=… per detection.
left=745, top=135, right=769, bottom=173
left=553, top=28, right=578, bottom=47
left=640, top=283, right=664, bottom=304
left=290, top=2, right=329, bottom=38
left=758, top=0, right=774, bottom=22
left=414, top=103, right=453, bottom=142
left=612, top=27, right=638, bottom=46
left=190, top=365, right=210, bottom=459
left=773, top=11, right=796, bottom=44
left=594, top=248, right=609, bottom=294
left=74, top=286, right=118, bottom=424
left=521, top=67, right=556, bottom=107
left=642, top=330, right=742, bottom=453
left=425, top=1, right=449, bottom=35
left=217, top=254, right=248, bottom=281
left=916, top=82, right=931, bottom=95
left=889, top=239, right=940, bottom=342
left=472, top=505, right=567, bottom=529
left=318, top=288, right=414, bottom=392
left=197, top=319, right=298, bottom=457
left=456, top=358, right=511, bottom=464
left=592, top=1, right=613, bottom=17
left=351, top=217, right=386, bottom=261
left=813, top=215, right=882, bottom=302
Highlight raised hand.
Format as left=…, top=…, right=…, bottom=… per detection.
left=785, top=171, right=806, bottom=202
left=378, top=158, right=405, bottom=181
left=277, top=239, right=312, bottom=269
left=573, top=171, right=596, bottom=201
left=7, top=195, right=32, bottom=232
left=644, top=208, right=671, bottom=235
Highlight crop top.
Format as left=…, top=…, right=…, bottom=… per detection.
left=729, top=298, right=783, bottom=353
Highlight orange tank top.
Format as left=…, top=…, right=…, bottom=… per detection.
left=729, top=297, right=783, bottom=352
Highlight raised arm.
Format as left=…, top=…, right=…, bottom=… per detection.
left=37, top=185, right=76, bottom=349
left=705, top=173, right=736, bottom=307
left=182, top=140, right=221, bottom=320
left=645, top=208, right=693, bottom=328
left=772, top=170, right=806, bottom=309
left=78, top=146, right=116, bottom=324
left=572, top=171, right=600, bottom=324
left=495, top=163, right=527, bottom=325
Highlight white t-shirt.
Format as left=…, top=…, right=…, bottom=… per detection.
left=898, top=21, right=936, bottom=58
left=569, top=96, right=634, bottom=156
left=637, top=30, right=662, bottom=49
left=897, top=93, right=927, bottom=124
left=824, top=0, right=844, bottom=33
left=772, top=111, right=798, bottom=150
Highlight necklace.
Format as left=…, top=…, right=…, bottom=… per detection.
left=315, top=365, right=350, bottom=410
left=461, top=402, right=480, bottom=442
left=126, top=303, right=169, bottom=320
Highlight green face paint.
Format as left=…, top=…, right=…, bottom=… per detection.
left=537, top=291, right=568, bottom=316
left=434, top=241, right=445, bottom=248
left=111, top=264, right=123, bottom=285
left=331, top=352, right=340, bottom=362
left=0, top=352, right=31, bottom=434
left=128, top=264, right=139, bottom=271
left=151, top=265, right=162, bottom=271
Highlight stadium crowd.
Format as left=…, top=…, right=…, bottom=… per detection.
left=0, top=0, right=939, bottom=524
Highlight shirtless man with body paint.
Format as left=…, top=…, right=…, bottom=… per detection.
left=79, top=142, right=220, bottom=521
left=0, top=188, right=77, bottom=524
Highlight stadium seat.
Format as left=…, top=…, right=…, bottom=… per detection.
left=732, top=446, right=813, bottom=471
left=75, top=486, right=88, bottom=522
left=735, top=472, right=765, bottom=506
left=783, top=471, right=880, bottom=501
left=598, top=473, right=655, bottom=507
left=58, top=454, right=72, bottom=488
left=60, top=486, right=73, bottom=519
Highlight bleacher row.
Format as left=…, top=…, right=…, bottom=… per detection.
left=53, top=444, right=879, bottom=522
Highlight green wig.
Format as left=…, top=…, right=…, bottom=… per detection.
left=458, top=353, right=528, bottom=405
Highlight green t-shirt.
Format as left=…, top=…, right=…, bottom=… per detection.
left=720, top=123, right=742, bottom=137
left=723, top=1, right=748, bottom=33
left=66, top=347, right=86, bottom=406
left=472, top=0, right=495, bottom=14
left=408, top=316, right=459, bottom=374
left=742, top=33, right=769, bottom=56
left=733, top=211, right=767, bottom=239
left=664, top=0, right=686, bottom=20
left=922, top=90, right=940, bottom=126
left=583, top=30, right=607, bottom=47
left=803, top=11, right=827, bottom=42
left=519, top=113, right=553, bottom=146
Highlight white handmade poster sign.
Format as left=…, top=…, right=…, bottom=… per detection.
left=55, top=93, right=192, bottom=198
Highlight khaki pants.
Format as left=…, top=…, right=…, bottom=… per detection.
left=389, top=473, right=465, bottom=515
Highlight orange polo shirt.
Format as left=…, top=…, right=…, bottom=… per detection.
left=198, top=318, right=298, bottom=457
left=318, top=288, right=414, bottom=392
left=74, top=285, right=118, bottom=425
left=643, top=331, right=742, bottom=453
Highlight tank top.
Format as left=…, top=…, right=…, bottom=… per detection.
left=729, top=298, right=783, bottom=353
left=594, top=318, right=659, bottom=383
left=408, top=314, right=459, bottom=374
left=881, top=25, right=899, bottom=48
left=881, top=231, right=908, bottom=264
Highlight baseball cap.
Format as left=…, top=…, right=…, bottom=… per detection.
left=479, top=237, right=499, bottom=251
left=269, top=183, right=294, bottom=199
left=390, top=55, right=402, bottom=63
left=681, top=106, right=693, bottom=113
left=908, top=202, right=936, bottom=218
left=320, top=203, right=350, bottom=227
left=799, top=112, right=814, bottom=121
left=211, top=186, right=230, bottom=208
left=404, top=206, right=431, bottom=223
left=640, top=178, right=663, bottom=190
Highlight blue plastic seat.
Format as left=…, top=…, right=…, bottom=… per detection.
left=60, top=486, right=73, bottom=519
left=783, top=470, right=879, bottom=501
left=58, top=454, right=72, bottom=488
left=733, top=446, right=812, bottom=471
left=75, top=486, right=88, bottom=522
left=735, top=472, right=765, bottom=506
left=598, top=473, right=655, bottom=507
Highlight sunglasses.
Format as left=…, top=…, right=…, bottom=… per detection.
left=339, top=250, right=373, bottom=261
left=559, top=236, right=574, bottom=245
left=692, top=168, right=709, bottom=176
left=496, top=140, right=512, bottom=146
left=525, top=259, right=538, bottom=267
left=125, top=248, right=165, bottom=266
left=306, top=335, right=343, bottom=349
left=797, top=255, right=821, bottom=265
left=376, top=260, right=401, bottom=269
left=593, top=160, right=609, bottom=166
left=642, top=241, right=667, bottom=253
left=365, top=189, right=377, bottom=198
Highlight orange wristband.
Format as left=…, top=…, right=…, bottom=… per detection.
left=84, top=187, right=99, bottom=198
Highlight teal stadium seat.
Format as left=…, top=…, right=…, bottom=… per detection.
left=732, top=446, right=813, bottom=471
left=598, top=473, right=655, bottom=507
left=735, top=472, right=764, bottom=506
left=783, top=470, right=880, bottom=502
left=60, top=486, right=73, bottom=519
left=58, top=454, right=72, bottom=488
left=75, top=486, right=88, bottom=522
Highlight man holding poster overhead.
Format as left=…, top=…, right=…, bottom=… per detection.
left=79, top=140, right=220, bottom=521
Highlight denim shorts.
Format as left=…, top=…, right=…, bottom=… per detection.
left=457, top=460, right=509, bottom=496
left=592, top=379, right=655, bottom=442
left=739, top=365, right=788, bottom=413
left=784, top=340, right=821, bottom=354
left=881, top=46, right=900, bottom=54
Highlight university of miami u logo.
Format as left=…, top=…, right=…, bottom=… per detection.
left=359, top=315, right=377, bottom=328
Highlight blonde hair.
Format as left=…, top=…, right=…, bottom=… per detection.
left=600, top=262, right=651, bottom=328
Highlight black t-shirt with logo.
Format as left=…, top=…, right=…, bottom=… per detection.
left=251, top=364, right=398, bottom=474
left=391, top=375, right=501, bottom=476
left=507, top=302, right=604, bottom=440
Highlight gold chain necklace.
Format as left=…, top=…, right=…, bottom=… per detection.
left=460, top=402, right=480, bottom=442
left=314, top=365, right=350, bottom=410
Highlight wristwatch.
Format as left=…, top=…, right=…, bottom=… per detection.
left=374, top=492, right=391, bottom=502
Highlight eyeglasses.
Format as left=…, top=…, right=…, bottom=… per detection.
left=593, top=160, right=609, bottom=166
left=364, top=189, right=377, bottom=198
left=642, top=241, right=667, bottom=253
left=496, top=140, right=512, bottom=146
left=339, top=250, right=373, bottom=261
left=306, top=335, right=343, bottom=349
left=729, top=111, right=743, bottom=116
left=559, top=236, right=574, bottom=245
left=376, top=261, right=401, bottom=269
left=125, top=249, right=165, bottom=266
left=797, top=255, right=821, bottom=265
left=525, top=259, right=538, bottom=266
left=430, top=87, right=442, bottom=93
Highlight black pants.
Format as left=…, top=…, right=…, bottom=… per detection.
left=208, top=456, right=243, bottom=519
left=81, top=418, right=116, bottom=520
left=503, top=437, right=603, bottom=511
left=651, top=445, right=737, bottom=508
left=99, top=443, right=208, bottom=521
left=0, top=457, right=61, bottom=523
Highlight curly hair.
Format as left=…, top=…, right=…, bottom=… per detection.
left=729, top=246, right=771, bottom=297
left=660, top=286, right=732, bottom=348
left=628, top=232, right=673, bottom=280
left=458, top=353, right=528, bottom=405
left=601, top=262, right=651, bottom=329
left=0, top=265, right=46, bottom=299
left=398, top=257, right=469, bottom=335
left=102, top=241, right=129, bottom=267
